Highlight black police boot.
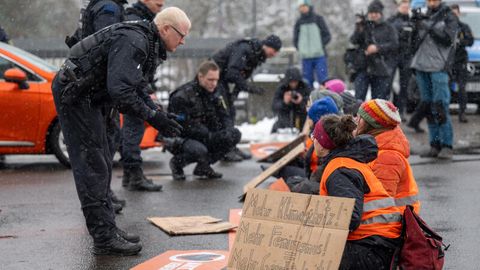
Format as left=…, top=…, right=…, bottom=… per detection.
left=169, top=157, right=186, bottom=181
left=193, top=164, right=222, bottom=179
left=127, top=167, right=162, bottom=192
left=113, top=202, right=123, bottom=214
left=222, top=150, right=243, bottom=162
left=115, top=227, right=140, bottom=243
left=122, top=169, right=131, bottom=187
left=111, top=192, right=126, bottom=207
left=93, top=232, right=142, bottom=256
left=234, top=147, right=252, bottom=160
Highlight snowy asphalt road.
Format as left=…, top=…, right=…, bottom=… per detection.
left=1, top=116, right=480, bottom=270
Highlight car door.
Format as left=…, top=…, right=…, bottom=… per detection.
left=0, top=54, right=41, bottom=147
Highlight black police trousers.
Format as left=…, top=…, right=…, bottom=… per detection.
left=171, top=128, right=241, bottom=168
left=120, top=114, right=145, bottom=169
left=52, top=75, right=116, bottom=242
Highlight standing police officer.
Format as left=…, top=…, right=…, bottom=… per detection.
left=167, top=61, right=241, bottom=180
left=52, top=8, right=191, bottom=256
left=121, top=0, right=165, bottom=190
left=211, top=35, right=282, bottom=161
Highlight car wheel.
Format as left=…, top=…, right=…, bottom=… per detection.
left=49, top=121, right=71, bottom=168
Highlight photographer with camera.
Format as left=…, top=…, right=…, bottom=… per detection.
left=271, top=67, right=311, bottom=133
left=350, top=0, right=399, bottom=101
left=410, top=0, right=458, bottom=159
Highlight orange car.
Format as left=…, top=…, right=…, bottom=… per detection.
left=0, top=42, right=160, bottom=167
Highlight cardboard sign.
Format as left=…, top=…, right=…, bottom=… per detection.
left=131, top=250, right=229, bottom=270
left=228, top=189, right=355, bottom=270
left=257, top=134, right=306, bottom=163
left=148, top=216, right=236, bottom=235
left=228, top=209, right=243, bottom=251
left=241, top=143, right=304, bottom=199
left=250, top=142, right=289, bottom=160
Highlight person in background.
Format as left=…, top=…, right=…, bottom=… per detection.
left=211, top=34, right=282, bottom=161
left=167, top=61, right=241, bottom=181
left=0, top=25, right=10, bottom=43
left=355, top=99, right=420, bottom=214
left=120, top=0, right=165, bottom=190
left=387, top=0, right=414, bottom=121
left=350, top=0, right=399, bottom=101
left=450, top=4, right=474, bottom=123
left=410, top=0, right=458, bottom=159
left=294, top=0, right=331, bottom=87
left=271, top=67, right=311, bottom=133
left=311, top=114, right=402, bottom=269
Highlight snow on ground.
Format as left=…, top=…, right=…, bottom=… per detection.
left=236, top=117, right=299, bottom=144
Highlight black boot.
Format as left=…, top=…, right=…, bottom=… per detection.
left=115, top=227, right=140, bottom=243
left=234, top=147, right=252, bottom=160
left=93, top=232, right=142, bottom=256
left=169, top=157, right=186, bottom=181
left=111, top=191, right=126, bottom=207
left=193, top=164, right=222, bottom=179
left=121, top=170, right=130, bottom=187
left=127, top=167, right=162, bottom=192
left=222, top=150, right=243, bottom=162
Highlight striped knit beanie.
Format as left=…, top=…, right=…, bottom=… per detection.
left=357, top=99, right=401, bottom=129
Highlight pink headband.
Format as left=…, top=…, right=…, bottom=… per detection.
left=313, top=120, right=336, bottom=150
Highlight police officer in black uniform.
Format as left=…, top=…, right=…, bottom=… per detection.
left=121, top=0, right=165, bottom=189
left=52, top=7, right=190, bottom=256
left=211, top=34, right=282, bottom=161
left=167, top=61, right=241, bottom=180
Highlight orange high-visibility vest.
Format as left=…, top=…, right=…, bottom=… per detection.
left=320, top=157, right=402, bottom=241
left=370, top=150, right=421, bottom=214
left=305, top=137, right=319, bottom=174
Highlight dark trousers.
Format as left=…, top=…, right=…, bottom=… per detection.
left=121, top=114, right=145, bottom=169
left=218, top=80, right=237, bottom=122
left=354, top=72, right=391, bottom=101
left=451, top=62, right=468, bottom=114
left=339, top=241, right=396, bottom=270
left=52, top=75, right=116, bottom=242
left=171, top=128, right=241, bottom=168
left=391, top=59, right=412, bottom=114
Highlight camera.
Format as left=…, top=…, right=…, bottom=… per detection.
left=291, top=90, right=301, bottom=101
left=411, top=8, right=428, bottom=21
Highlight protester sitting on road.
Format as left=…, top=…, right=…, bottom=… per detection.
left=269, top=97, right=338, bottom=192
left=354, top=99, right=420, bottom=213
left=311, top=114, right=402, bottom=269
left=167, top=61, right=241, bottom=181
left=271, top=67, right=311, bottom=133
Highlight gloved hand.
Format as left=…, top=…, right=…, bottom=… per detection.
left=147, top=111, right=183, bottom=137
left=248, top=84, right=265, bottom=95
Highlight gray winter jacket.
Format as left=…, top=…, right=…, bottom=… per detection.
left=410, top=4, right=458, bottom=72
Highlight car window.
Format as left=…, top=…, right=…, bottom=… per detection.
left=0, top=55, right=42, bottom=82
left=460, top=12, right=480, bottom=38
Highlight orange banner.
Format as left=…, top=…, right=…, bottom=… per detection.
left=131, top=250, right=229, bottom=270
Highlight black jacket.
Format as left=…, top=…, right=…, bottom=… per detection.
left=387, top=12, right=414, bottom=60
left=350, top=19, right=399, bottom=76
left=455, top=19, right=474, bottom=64
left=125, top=1, right=155, bottom=21
left=272, top=68, right=311, bottom=130
left=0, top=25, right=9, bottom=43
left=293, top=7, right=331, bottom=52
left=211, top=39, right=266, bottom=96
left=168, top=79, right=232, bottom=143
left=84, top=0, right=127, bottom=37
left=68, top=21, right=164, bottom=120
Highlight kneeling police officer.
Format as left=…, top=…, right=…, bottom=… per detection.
left=52, top=7, right=191, bottom=256
left=167, top=61, right=241, bottom=180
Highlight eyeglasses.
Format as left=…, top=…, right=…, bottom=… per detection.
left=169, top=25, right=186, bottom=40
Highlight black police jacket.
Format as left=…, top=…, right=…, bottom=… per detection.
left=211, top=39, right=266, bottom=94
left=68, top=21, right=165, bottom=120
left=387, top=12, right=414, bottom=60
left=350, top=19, right=399, bottom=76
left=168, top=79, right=233, bottom=142
left=455, top=20, right=474, bottom=64
left=125, top=1, right=155, bottom=21
left=84, top=0, right=127, bottom=37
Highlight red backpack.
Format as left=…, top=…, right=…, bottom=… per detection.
left=397, top=205, right=449, bottom=270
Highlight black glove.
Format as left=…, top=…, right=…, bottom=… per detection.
left=248, top=84, right=265, bottom=95
left=147, top=111, right=183, bottom=137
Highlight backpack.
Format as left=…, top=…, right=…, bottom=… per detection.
left=397, top=205, right=449, bottom=270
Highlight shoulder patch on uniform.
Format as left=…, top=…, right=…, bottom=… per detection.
left=100, top=3, right=119, bottom=15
